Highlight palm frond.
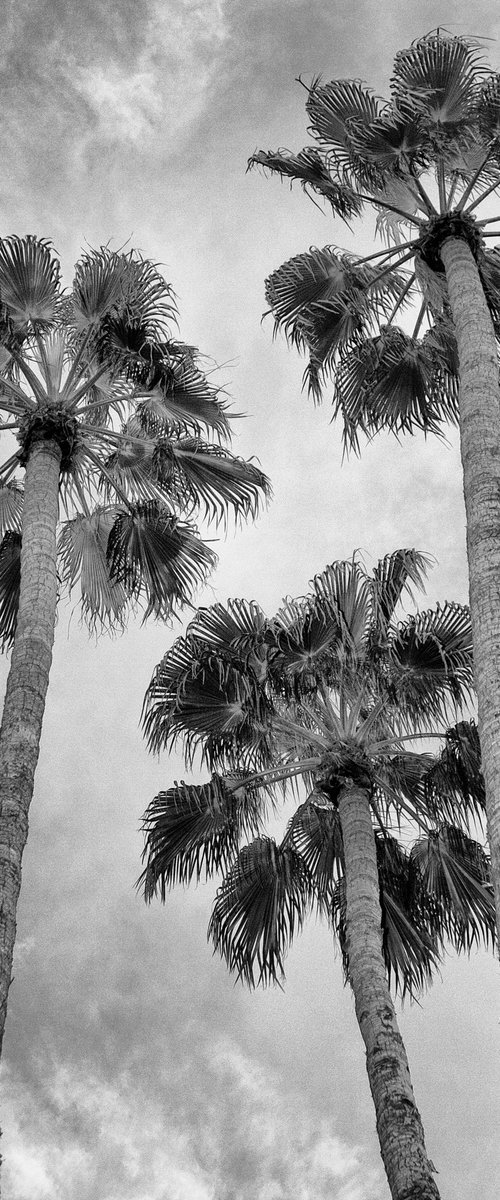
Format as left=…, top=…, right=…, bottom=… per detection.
left=72, top=247, right=177, bottom=343
left=0, top=482, right=23, bottom=538
left=285, top=796, right=343, bottom=901
left=412, top=825, right=496, bottom=952
left=248, top=148, right=363, bottom=220
left=305, top=78, right=381, bottom=179
left=270, top=594, right=342, bottom=695
left=311, top=557, right=372, bottom=652
left=142, top=628, right=274, bottom=769
left=373, top=751, right=436, bottom=827
left=265, top=246, right=351, bottom=345
left=370, top=549, right=430, bottom=633
left=332, top=834, right=440, bottom=999
left=57, top=508, right=128, bottom=630
left=389, top=602, right=474, bottom=723
left=0, top=530, right=21, bottom=649
left=106, top=501, right=216, bottom=622
left=208, top=837, right=314, bottom=986
left=424, top=720, right=486, bottom=828
left=141, top=774, right=267, bottom=896
left=0, top=235, right=61, bottom=329
left=136, top=355, right=232, bottom=440
left=72, top=247, right=127, bottom=330
left=187, top=598, right=269, bottom=664
left=153, top=438, right=271, bottom=528
left=333, top=325, right=459, bottom=453
left=477, top=73, right=500, bottom=145
left=376, top=835, right=441, bottom=996
left=391, top=32, right=485, bottom=125
left=347, top=107, right=428, bottom=175
left=265, top=247, right=406, bottom=401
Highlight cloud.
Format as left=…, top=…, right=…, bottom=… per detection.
left=67, top=0, right=229, bottom=147
left=3, top=1038, right=381, bottom=1200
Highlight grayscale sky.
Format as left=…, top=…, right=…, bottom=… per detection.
left=1, top=2, right=499, bottom=1197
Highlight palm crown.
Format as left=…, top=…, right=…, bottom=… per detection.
left=249, top=29, right=500, bottom=447
left=0, top=235, right=270, bottom=640
left=141, top=548, right=494, bottom=996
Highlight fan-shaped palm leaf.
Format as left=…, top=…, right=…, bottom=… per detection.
left=333, top=326, right=459, bottom=452
left=370, top=549, right=430, bottom=634
left=155, top=439, right=270, bottom=527
left=187, top=598, right=269, bottom=666
left=57, top=508, right=128, bottom=630
left=311, top=557, right=373, bottom=651
left=412, top=825, right=495, bottom=952
left=348, top=107, right=428, bottom=175
left=375, top=835, right=441, bottom=996
left=477, top=72, right=500, bottom=144
left=136, top=359, right=231, bottom=441
left=0, top=483, right=23, bottom=538
left=106, top=501, right=216, bottom=621
left=0, top=531, right=21, bottom=648
left=0, top=235, right=61, bottom=329
left=372, top=750, right=435, bottom=826
left=270, top=595, right=342, bottom=694
left=424, top=720, right=486, bottom=827
left=141, top=774, right=267, bottom=896
left=389, top=602, right=474, bottom=723
left=71, top=247, right=128, bottom=330
left=248, top=148, right=362, bottom=220
left=143, top=632, right=273, bottom=769
left=208, top=837, right=314, bottom=985
left=305, top=78, right=381, bottom=176
left=390, top=32, right=484, bottom=125
left=286, top=796, right=343, bottom=901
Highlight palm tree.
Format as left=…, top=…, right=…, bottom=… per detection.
left=141, top=548, right=495, bottom=1200
left=0, top=234, right=270, bottom=1055
left=248, top=28, right=500, bottom=947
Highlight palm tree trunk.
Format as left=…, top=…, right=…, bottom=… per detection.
left=338, top=781, right=440, bottom=1200
left=0, top=437, right=61, bottom=1055
left=440, top=235, right=500, bottom=952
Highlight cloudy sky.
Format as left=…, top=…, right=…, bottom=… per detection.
left=1, top=1, right=500, bottom=1197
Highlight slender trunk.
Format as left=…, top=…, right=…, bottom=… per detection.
left=440, top=235, right=500, bottom=951
left=0, top=437, right=61, bottom=1055
left=338, top=782, right=440, bottom=1200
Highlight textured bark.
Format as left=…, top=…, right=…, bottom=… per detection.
left=338, top=782, right=440, bottom=1200
left=0, top=438, right=61, bottom=1055
left=440, top=235, right=500, bottom=952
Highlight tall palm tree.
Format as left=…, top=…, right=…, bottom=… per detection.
left=141, top=548, right=495, bottom=1200
left=248, top=29, right=500, bottom=946
left=0, top=235, right=270, bottom=1055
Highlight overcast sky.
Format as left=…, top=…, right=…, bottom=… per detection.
left=1, top=2, right=500, bottom=1198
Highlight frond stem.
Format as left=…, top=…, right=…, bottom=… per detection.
left=229, top=757, right=322, bottom=792
left=272, top=714, right=329, bottom=751
left=366, top=249, right=415, bottom=293
left=436, top=158, right=447, bottom=214
left=411, top=300, right=427, bottom=340
left=8, top=351, right=47, bottom=405
left=82, top=445, right=135, bottom=512
left=408, top=169, right=437, bottom=216
left=66, top=362, right=116, bottom=411
left=348, top=239, right=418, bottom=267
left=456, top=148, right=497, bottom=212
left=0, top=453, right=23, bottom=483
left=356, top=192, right=425, bottom=227
left=370, top=730, right=446, bottom=755
left=386, top=272, right=416, bottom=325
left=60, top=326, right=95, bottom=401
left=464, top=177, right=500, bottom=215
left=0, top=374, right=36, bottom=409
